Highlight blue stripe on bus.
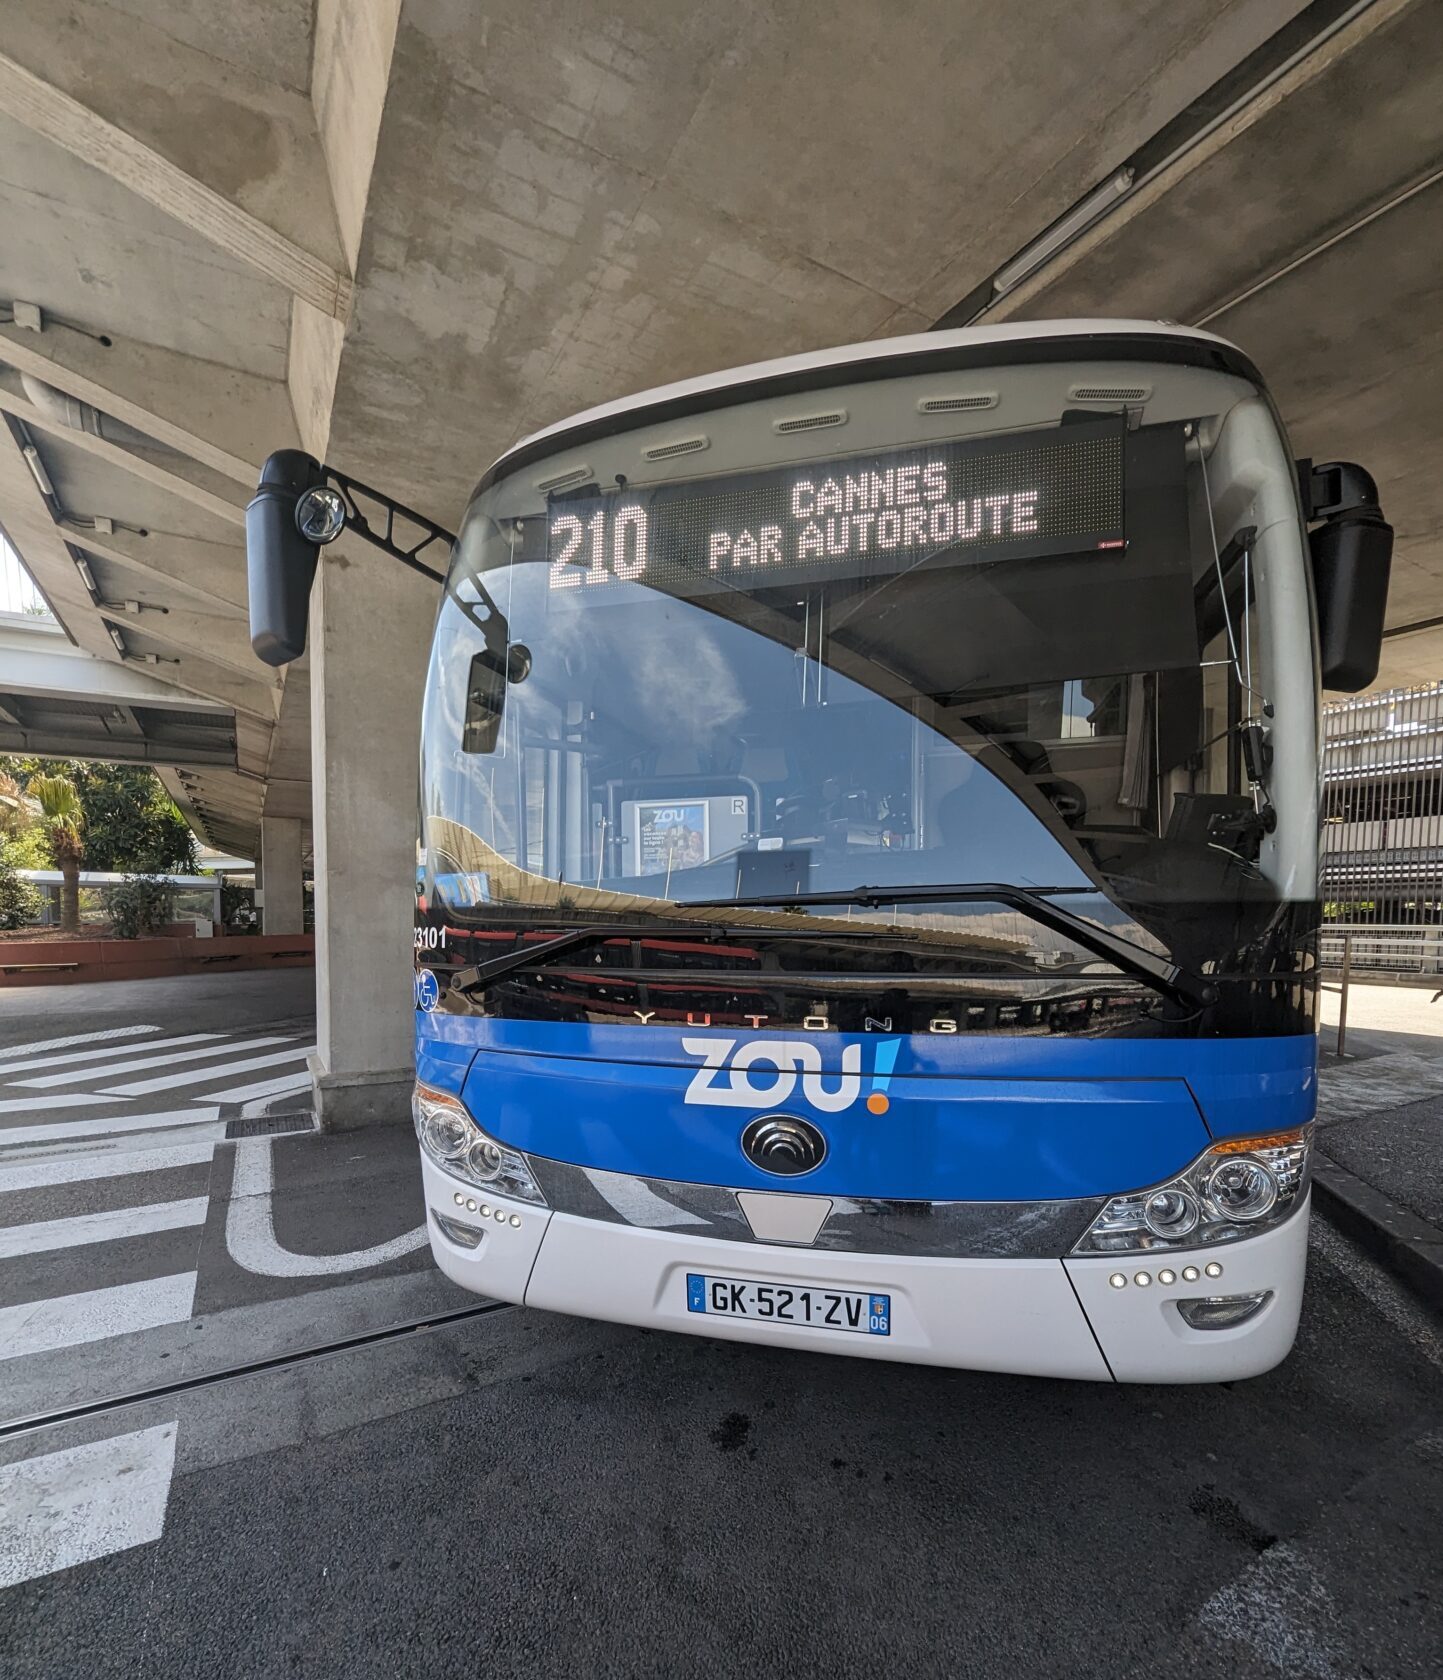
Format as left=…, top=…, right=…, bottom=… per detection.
left=416, top=1016, right=1314, bottom=1203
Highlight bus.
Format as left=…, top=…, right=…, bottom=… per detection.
left=249, top=320, right=1392, bottom=1382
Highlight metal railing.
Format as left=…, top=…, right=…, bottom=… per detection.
left=1317, top=923, right=1443, bottom=1057
left=1317, top=923, right=1443, bottom=976
left=1322, top=682, right=1443, bottom=924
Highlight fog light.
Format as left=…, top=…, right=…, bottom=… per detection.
left=1176, top=1291, right=1272, bottom=1330
left=1143, top=1189, right=1199, bottom=1241
left=431, top=1209, right=484, bottom=1250
left=1204, top=1156, right=1277, bottom=1222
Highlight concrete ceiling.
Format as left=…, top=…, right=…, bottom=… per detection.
left=0, top=0, right=1439, bottom=859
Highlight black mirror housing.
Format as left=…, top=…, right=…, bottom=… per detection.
left=247, top=450, right=325, bottom=666
left=1303, top=460, right=1393, bottom=694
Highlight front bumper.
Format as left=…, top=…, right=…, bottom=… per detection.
left=420, top=1153, right=1307, bottom=1383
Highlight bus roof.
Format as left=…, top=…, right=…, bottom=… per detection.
left=493, top=318, right=1246, bottom=483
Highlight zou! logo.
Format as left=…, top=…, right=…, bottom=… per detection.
left=682, top=1036, right=900, bottom=1115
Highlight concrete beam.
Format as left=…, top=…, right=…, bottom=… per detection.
left=0, top=615, right=231, bottom=709
left=0, top=44, right=351, bottom=319
left=68, top=527, right=248, bottom=618
left=100, top=636, right=281, bottom=726
left=983, top=0, right=1417, bottom=323
left=0, top=322, right=294, bottom=485
left=96, top=602, right=269, bottom=683
left=0, top=723, right=238, bottom=770
left=0, top=387, right=247, bottom=527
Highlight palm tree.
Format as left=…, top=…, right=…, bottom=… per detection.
left=27, top=773, right=85, bottom=933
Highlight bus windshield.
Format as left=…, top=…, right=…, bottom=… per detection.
left=420, top=348, right=1316, bottom=973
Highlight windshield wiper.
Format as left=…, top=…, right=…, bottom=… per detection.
left=686, top=883, right=1215, bottom=1011
left=451, top=920, right=791, bottom=992
left=451, top=886, right=1214, bottom=1011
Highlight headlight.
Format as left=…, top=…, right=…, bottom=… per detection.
left=1072, top=1127, right=1309, bottom=1255
left=1203, top=1155, right=1277, bottom=1221
left=1142, top=1187, right=1200, bottom=1241
left=412, top=1083, right=547, bottom=1205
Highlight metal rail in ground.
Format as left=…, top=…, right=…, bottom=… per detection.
left=0, top=1300, right=513, bottom=1444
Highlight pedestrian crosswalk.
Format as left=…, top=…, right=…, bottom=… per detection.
left=0, top=1023, right=316, bottom=1388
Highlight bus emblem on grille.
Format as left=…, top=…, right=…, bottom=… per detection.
left=741, top=1115, right=827, bottom=1176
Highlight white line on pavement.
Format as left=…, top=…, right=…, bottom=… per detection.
left=0, top=1197, right=208, bottom=1260
left=0, top=1140, right=217, bottom=1193
left=0, top=1025, right=159, bottom=1060
left=202, top=1069, right=312, bottom=1106
left=226, top=1136, right=427, bottom=1277
left=0, top=1272, right=197, bottom=1360
left=0, top=1033, right=228, bottom=1079
left=13, top=1034, right=297, bottom=1090
left=0, top=1094, right=126, bottom=1116
left=0, top=1107, right=221, bottom=1149
left=0, top=1422, right=177, bottom=1589
left=103, top=1045, right=316, bottom=1098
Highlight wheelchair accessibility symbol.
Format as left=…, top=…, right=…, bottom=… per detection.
left=414, top=968, right=440, bottom=1012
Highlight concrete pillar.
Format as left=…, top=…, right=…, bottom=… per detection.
left=307, top=542, right=433, bottom=1129
left=259, top=817, right=304, bottom=936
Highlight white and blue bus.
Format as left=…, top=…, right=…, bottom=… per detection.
left=249, top=320, right=1392, bottom=1381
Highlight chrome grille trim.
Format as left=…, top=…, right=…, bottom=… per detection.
left=526, top=1156, right=1103, bottom=1258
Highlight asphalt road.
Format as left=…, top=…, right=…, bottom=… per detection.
left=3, top=1215, right=1441, bottom=1679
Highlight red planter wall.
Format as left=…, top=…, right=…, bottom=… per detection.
left=0, top=934, right=315, bottom=986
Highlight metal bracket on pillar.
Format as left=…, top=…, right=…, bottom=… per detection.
left=315, top=467, right=453, bottom=584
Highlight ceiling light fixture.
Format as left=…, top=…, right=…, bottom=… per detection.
left=21, top=443, right=54, bottom=498
left=992, top=169, right=1135, bottom=298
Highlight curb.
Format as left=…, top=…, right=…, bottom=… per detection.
left=1313, top=1157, right=1443, bottom=1313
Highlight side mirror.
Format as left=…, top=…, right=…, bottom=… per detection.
left=1303, top=461, right=1393, bottom=694
left=246, top=450, right=335, bottom=666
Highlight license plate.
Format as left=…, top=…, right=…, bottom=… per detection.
left=686, top=1273, right=891, bottom=1336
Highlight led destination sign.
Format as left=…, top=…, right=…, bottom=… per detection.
left=546, top=423, right=1124, bottom=595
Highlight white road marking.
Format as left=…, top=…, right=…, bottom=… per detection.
left=0, top=1272, right=197, bottom=1360
left=14, top=1034, right=296, bottom=1090
left=1196, top=1541, right=1349, bottom=1678
left=0, top=1140, right=216, bottom=1193
left=0, top=1094, right=125, bottom=1116
left=101, top=1034, right=315, bottom=1102
left=0, top=1025, right=159, bottom=1060
left=0, top=1107, right=221, bottom=1149
left=226, top=1136, right=427, bottom=1277
left=0, top=1198, right=208, bottom=1260
left=0, top=1033, right=227, bottom=1079
left=101, top=1044, right=316, bottom=1098
left=202, top=1069, right=312, bottom=1106
left=0, top=1423, right=177, bottom=1589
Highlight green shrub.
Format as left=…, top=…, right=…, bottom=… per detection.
left=104, top=874, right=177, bottom=940
left=0, top=846, right=41, bottom=931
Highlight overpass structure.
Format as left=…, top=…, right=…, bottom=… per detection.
left=0, top=0, right=1439, bottom=1123
left=0, top=609, right=236, bottom=769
